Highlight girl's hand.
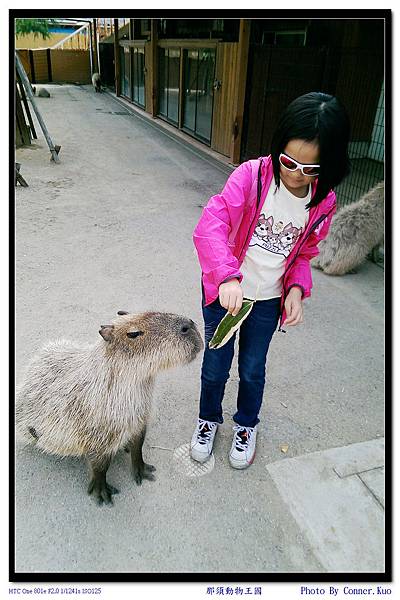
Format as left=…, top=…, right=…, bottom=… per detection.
left=284, top=286, right=304, bottom=327
left=219, top=279, right=243, bottom=316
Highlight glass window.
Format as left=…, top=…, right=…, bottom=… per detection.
left=131, top=47, right=145, bottom=108
left=137, top=47, right=145, bottom=107
left=183, top=49, right=198, bottom=133
left=158, top=45, right=215, bottom=144
left=158, top=48, right=168, bottom=117
left=183, top=48, right=215, bottom=144
left=167, top=48, right=180, bottom=124
left=158, top=48, right=181, bottom=126
left=132, top=48, right=138, bottom=104
left=275, top=31, right=307, bottom=46
left=120, top=47, right=130, bottom=98
left=195, top=49, right=215, bottom=142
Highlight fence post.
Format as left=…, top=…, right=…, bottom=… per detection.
left=93, top=18, right=99, bottom=73
left=15, top=52, right=60, bottom=163
left=47, top=49, right=53, bottom=82
left=29, top=50, right=36, bottom=84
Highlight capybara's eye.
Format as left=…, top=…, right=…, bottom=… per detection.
left=127, top=331, right=143, bottom=339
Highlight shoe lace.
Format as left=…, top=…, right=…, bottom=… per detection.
left=197, top=419, right=217, bottom=444
left=233, top=426, right=254, bottom=452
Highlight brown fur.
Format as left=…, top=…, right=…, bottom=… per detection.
left=312, top=181, right=384, bottom=275
left=15, top=311, right=203, bottom=505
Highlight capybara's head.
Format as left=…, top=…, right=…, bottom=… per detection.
left=99, top=311, right=203, bottom=374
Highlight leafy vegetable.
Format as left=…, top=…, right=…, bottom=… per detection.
left=209, top=300, right=255, bottom=349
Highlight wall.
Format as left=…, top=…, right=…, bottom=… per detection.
left=51, top=50, right=91, bottom=83
left=17, top=49, right=32, bottom=80
left=32, top=50, right=49, bottom=83
left=16, top=49, right=91, bottom=84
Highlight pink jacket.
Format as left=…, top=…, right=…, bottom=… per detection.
left=193, top=155, right=336, bottom=328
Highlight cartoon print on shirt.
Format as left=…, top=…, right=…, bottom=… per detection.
left=252, top=215, right=274, bottom=241
left=249, top=213, right=302, bottom=257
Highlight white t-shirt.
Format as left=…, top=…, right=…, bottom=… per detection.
left=241, top=181, right=311, bottom=300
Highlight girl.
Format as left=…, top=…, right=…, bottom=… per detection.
left=190, top=91, right=350, bottom=469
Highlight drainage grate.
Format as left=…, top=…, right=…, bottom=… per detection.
left=172, top=443, right=215, bottom=478
left=94, top=109, right=128, bottom=116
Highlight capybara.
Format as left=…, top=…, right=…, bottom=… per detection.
left=92, top=72, right=102, bottom=92
left=312, top=181, right=384, bottom=275
left=16, top=311, right=203, bottom=505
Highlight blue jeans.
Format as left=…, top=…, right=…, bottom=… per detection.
left=199, top=295, right=281, bottom=428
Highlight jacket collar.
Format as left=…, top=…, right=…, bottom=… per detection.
left=259, top=154, right=336, bottom=213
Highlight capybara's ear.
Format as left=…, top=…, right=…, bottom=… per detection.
left=117, top=310, right=129, bottom=315
left=127, top=330, right=144, bottom=339
left=99, top=325, right=115, bottom=342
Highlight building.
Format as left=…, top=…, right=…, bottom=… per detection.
left=100, top=17, right=386, bottom=206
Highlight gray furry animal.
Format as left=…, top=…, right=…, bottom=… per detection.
left=92, top=72, right=102, bottom=93
left=312, top=181, right=384, bottom=275
left=38, top=88, right=50, bottom=98
left=16, top=311, right=203, bottom=506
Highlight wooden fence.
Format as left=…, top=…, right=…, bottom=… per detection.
left=16, top=49, right=91, bottom=84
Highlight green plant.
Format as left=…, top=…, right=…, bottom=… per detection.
left=208, top=300, right=255, bottom=350
left=15, top=18, right=58, bottom=39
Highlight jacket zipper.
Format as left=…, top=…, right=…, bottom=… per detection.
left=277, top=206, right=336, bottom=332
left=238, top=159, right=263, bottom=262
left=236, top=163, right=334, bottom=332
left=285, top=211, right=330, bottom=273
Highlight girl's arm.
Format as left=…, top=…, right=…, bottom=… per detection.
left=193, top=161, right=253, bottom=290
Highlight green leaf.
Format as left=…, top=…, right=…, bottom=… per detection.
left=15, top=18, right=58, bottom=39
left=209, top=300, right=255, bottom=349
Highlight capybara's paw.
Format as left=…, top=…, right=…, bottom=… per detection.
left=145, top=463, right=156, bottom=473
left=87, top=479, right=119, bottom=506
left=133, top=463, right=156, bottom=486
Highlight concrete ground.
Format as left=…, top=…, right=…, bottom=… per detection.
left=14, top=84, right=385, bottom=574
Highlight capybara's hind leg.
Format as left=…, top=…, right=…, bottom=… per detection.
left=128, top=427, right=156, bottom=486
left=87, top=452, right=119, bottom=506
left=28, top=426, right=39, bottom=440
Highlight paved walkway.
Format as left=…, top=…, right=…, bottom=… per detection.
left=267, top=438, right=385, bottom=572
left=14, top=83, right=385, bottom=575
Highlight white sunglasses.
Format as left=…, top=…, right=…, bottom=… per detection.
left=279, top=152, right=320, bottom=176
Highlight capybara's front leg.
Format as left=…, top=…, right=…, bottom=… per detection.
left=87, top=452, right=119, bottom=506
left=128, top=427, right=156, bottom=485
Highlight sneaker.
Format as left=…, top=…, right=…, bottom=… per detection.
left=190, top=419, right=219, bottom=463
left=229, top=425, right=257, bottom=469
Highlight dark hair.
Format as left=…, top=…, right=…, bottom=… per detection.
left=270, top=92, right=351, bottom=209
